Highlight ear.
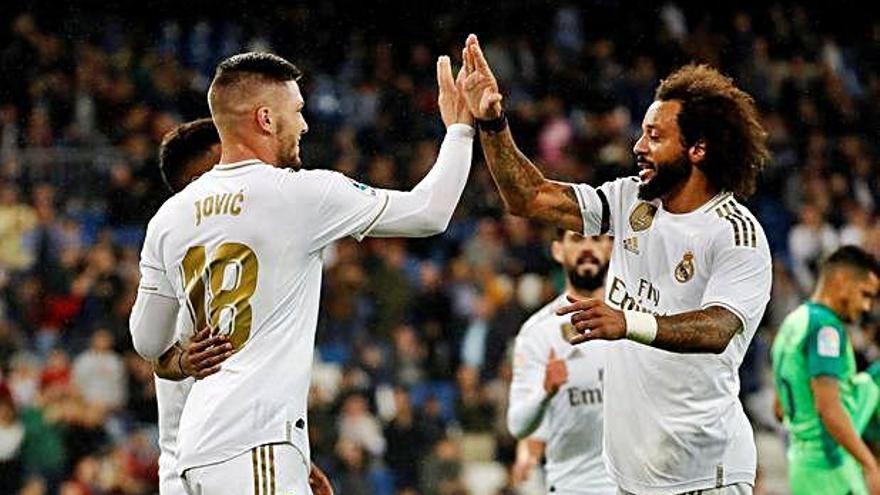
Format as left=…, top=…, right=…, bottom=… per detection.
left=551, top=240, right=564, bottom=264
left=255, top=107, right=273, bottom=134
left=688, top=139, right=707, bottom=166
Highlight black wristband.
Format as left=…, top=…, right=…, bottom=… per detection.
left=476, top=111, right=508, bottom=133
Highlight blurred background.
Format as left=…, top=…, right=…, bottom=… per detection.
left=0, top=1, right=878, bottom=494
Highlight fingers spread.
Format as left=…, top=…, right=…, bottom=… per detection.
left=437, top=56, right=455, bottom=93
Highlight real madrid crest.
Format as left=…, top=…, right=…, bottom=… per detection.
left=674, top=251, right=695, bottom=283
left=629, top=202, right=658, bottom=232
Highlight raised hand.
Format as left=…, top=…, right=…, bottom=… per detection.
left=437, top=55, right=472, bottom=128
left=460, top=34, right=503, bottom=120
left=556, top=295, right=627, bottom=345
left=543, top=348, right=569, bottom=395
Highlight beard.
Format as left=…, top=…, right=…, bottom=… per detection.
left=278, top=141, right=302, bottom=169
left=276, top=120, right=303, bottom=169
left=637, top=152, right=692, bottom=201
left=567, top=263, right=608, bottom=292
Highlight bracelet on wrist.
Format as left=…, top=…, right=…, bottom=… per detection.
left=476, top=111, right=508, bottom=133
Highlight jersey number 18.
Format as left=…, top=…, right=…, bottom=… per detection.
left=179, top=242, right=258, bottom=349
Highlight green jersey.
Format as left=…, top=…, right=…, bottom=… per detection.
left=771, top=301, right=857, bottom=467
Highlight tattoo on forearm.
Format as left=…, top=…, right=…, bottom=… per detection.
left=480, top=128, right=582, bottom=230
left=480, top=128, right=544, bottom=211
left=654, top=306, right=742, bottom=353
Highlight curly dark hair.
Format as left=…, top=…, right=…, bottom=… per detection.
left=655, top=64, right=770, bottom=198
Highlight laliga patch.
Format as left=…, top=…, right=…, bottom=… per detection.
left=817, top=326, right=840, bottom=357
left=348, top=179, right=377, bottom=196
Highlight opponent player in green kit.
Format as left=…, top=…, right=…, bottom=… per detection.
left=772, top=246, right=880, bottom=495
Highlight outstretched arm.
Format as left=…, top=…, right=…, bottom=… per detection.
left=480, top=126, right=583, bottom=231
left=459, top=34, right=583, bottom=232
left=365, top=56, right=474, bottom=238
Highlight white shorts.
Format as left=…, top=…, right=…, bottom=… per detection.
left=617, top=483, right=753, bottom=495
left=182, top=443, right=310, bottom=495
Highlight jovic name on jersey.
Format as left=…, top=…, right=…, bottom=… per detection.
left=511, top=294, right=616, bottom=494
left=571, top=178, right=772, bottom=495
left=138, top=161, right=391, bottom=475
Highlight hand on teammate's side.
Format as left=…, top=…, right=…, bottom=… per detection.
left=543, top=348, right=568, bottom=395
left=459, top=34, right=503, bottom=120
left=436, top=55, right=472, bottom=128
left=182, top=326, right=234, bottom=380
left=556, top=295, right=627, bottom=345
left=309, top=463, right=334, bottom=495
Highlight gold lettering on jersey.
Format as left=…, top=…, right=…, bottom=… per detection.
left=674, top=251, right=695, bottom=283
left=230, top=190, right=244, bottom=215
left=194, top=190, right=245, bottom=226
left=629, top=202, right=657, bottom=232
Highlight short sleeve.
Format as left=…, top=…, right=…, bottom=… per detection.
left=700, top=242, right=772, bottom=335
left=284, top=170, right=389, bottom=251
left=138, top=216, right=176, bottom=299
left=806, top=323, right=846, bottom=379
left=570, top=177, right=635, bottom=237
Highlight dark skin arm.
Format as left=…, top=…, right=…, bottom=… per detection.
left=458, top=35, right=583, bottom=232
left=153, top=326, right=233, bottom=381
left=479, top=127, right=583, bottom=232
left=556, top=296, right=741, bottom=354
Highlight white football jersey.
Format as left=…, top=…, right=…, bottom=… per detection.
left=138, top=160, right=388, bottom=474
left=572, top=178, right=772, bottom=494
left=511, top=294, right=616, bottom=494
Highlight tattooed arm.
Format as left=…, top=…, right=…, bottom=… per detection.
left=479, top=127, right=583, bottom=232
left=458, top=34, right=583, bottom=232
left=653, top=306, right=742, bottom=354
left=558, top=299, right=742, bottom=354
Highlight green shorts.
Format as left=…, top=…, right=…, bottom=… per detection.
left=789, top=452, right=865, bottom=495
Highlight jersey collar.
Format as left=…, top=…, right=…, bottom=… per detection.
left=212, top=159, right=263, bottom=172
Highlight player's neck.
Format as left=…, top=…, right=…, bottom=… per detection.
left=661, top=171, right=718, bottom=214
left=810, top=291, right=844, bottom=320
left=218, top=140, right=277, bottom=166
left=569, top=286, right=604, bottom=301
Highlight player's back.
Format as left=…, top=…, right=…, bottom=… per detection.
left=141, top=159, right=388, bottom=473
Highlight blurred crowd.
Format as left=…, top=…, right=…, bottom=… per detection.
left=0, top=2, right=878, bottom=494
